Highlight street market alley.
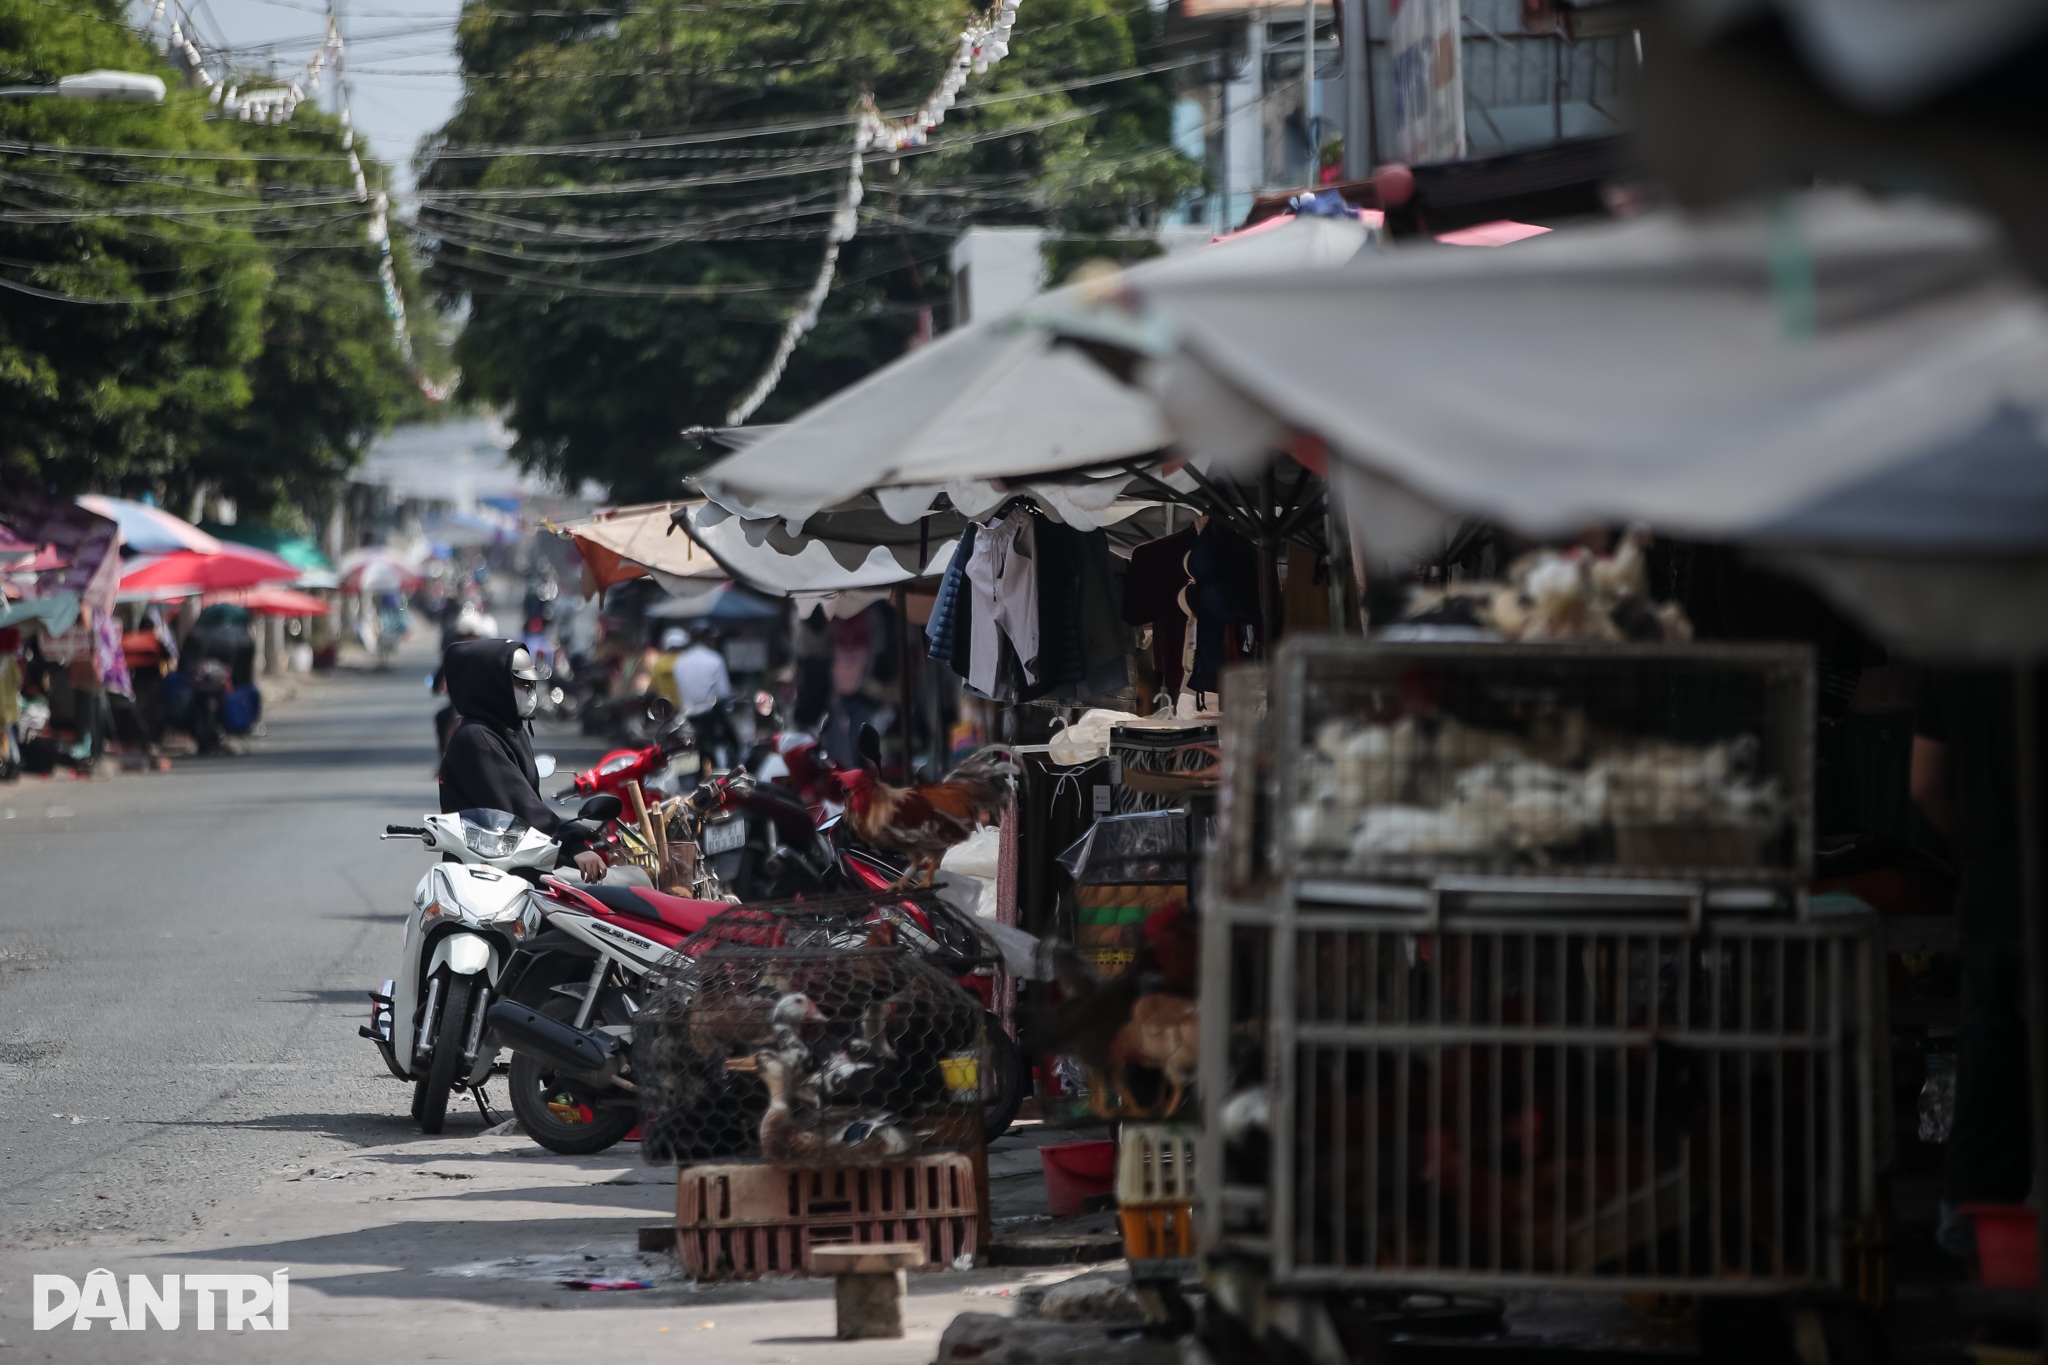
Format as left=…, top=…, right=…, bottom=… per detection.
left=0, top=655, right=1052, bottom=1362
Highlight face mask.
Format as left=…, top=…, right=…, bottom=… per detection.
left=514, top=680, right=539, bottom=719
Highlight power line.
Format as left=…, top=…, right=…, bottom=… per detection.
left=0, top=268, right=248, bottom=303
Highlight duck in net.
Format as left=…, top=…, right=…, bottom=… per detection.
left=636, top=904, right=990, bottom=1165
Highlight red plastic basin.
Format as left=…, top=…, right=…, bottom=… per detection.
left=1963, top=1203, right=2040, bottom=1290
left=1040, top=1139, right=1117, bottom=1219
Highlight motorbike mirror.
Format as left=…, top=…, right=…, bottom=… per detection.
left=578, top=793, right=623, bottom=823
left=645, top=696, right=677, bottom=725
left=534, top=753, right=557, bottom=779
left=754, top=690, right=775, bottom=717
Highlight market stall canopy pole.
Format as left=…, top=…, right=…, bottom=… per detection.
left=1111, top=190, right=2048, bottom=658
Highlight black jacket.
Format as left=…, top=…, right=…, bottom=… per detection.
left=437, top=639, right=564, bottom=837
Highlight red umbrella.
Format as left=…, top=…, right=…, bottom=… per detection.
left=120, top=545, right=298, bottom=597
left=206, top=587, right=330, bottom=617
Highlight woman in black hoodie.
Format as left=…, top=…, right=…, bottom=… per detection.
left=438, top=639, right=606, bottom=881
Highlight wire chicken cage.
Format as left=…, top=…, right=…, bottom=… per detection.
left=1200, top=640, right=1884, bottom=1299
left=636, top=934, right=989, bottom=1167
left=1272, top=642, right=1815, bottom=897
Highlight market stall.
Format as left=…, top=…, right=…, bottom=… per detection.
left=1025, top=186, right=2048, bottom=1352
left=0, top=483, right=125, bottom=773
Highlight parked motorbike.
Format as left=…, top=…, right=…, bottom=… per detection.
left=363, top=793, right=623, bottom=1133
left=488, top=876, right=729, bottom=1153
left=558, top=704, right=700, bottom=810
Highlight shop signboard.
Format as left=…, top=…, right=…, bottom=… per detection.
left=1390, top=0, right=1465, bottom=164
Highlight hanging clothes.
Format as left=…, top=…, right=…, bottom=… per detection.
left=1122, top=527, right=1196, bottom=698
left=1123, top=520, right=1261, bottom=700
left=1184, top=520, right=1262, bottom=695
left=964, top=507, right=1039, bottom=697
left=1022, top=520, right=1129, bottom=704
left=924, top=519, right=978, bottom=677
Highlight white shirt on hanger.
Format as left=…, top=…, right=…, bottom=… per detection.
left=964, top=508, right=1039, bottom=695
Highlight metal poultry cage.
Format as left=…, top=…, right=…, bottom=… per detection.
left=1200, top=638, right=1884, bottom=1300
left=1272, top=641, right=1816, bottom=898
left=1202, top=875, right=1883, bottom=1295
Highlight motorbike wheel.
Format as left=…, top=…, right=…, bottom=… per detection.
left=982, top=1013, right=1026, bottom=1144
left=505, top=999, right=637, bottom=1156
left=417, top=975, right=477, bottom=1135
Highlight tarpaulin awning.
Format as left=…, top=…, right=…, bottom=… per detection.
left=0, top=481, right=121, bottom=614
left=558, top=502, right=725, bottom=593
left=1107, top=189, right=2048, bottom=656
left=680, top=500, right=959, bottom=596
left=698, top=215, right=1374, bottom=525
left=0, top=593, right=80, bottom=635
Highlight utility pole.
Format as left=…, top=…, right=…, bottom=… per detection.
left=1341, top=0, right=1377, bottom=177
left=1304, top=0, right=1318, bottom=180
left=1216, top=44, right=1232, bottom=231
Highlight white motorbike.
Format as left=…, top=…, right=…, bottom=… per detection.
left=363, top=791, right=622, bottom=1133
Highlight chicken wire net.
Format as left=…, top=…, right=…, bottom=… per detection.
left=1271, top=916, right=1879, bottom=1292
left=635, top=942, right=989, bottom=1167
left=1279, top=642, right=1814, bottom=884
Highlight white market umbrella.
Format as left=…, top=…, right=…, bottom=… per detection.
left=77, top=495, right=222, bottom=555
left=698, top=215, right=1374, bottom=525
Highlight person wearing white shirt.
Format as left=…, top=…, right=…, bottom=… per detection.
left=673, top=629, right=733, bottom=718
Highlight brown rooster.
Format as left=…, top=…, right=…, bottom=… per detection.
left=837, top=753, right=1014, bottom=885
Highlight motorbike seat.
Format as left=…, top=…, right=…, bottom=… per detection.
left=579, top=884, right=725, bottom=935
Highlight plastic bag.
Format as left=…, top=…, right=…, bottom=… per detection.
left=1056, top=809, right=1188, bottom=885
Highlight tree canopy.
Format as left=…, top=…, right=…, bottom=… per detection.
left=420, top=0, right=1196, bottom=501
left=0, top=0, right=434, bottom=526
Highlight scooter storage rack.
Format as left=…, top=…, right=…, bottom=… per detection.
left=1199, top=643, right=1883, bottom=1297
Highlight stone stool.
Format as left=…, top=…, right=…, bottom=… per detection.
left=810, top=1244, right=927, bottom=1339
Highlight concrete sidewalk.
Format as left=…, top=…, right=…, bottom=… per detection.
left=0, top=1122, right=1103, bottom=1362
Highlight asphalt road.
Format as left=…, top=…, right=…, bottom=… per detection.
left=0, top=647, right=1044, bottom=1361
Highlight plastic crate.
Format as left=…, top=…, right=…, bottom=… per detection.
left=677, top=1154, right=978, bottom=1281
left=679, top=1214, right=976, bottom=1281
left=1117, top=1124, right=1195, bottom=1204
left=1121, top=1203, right=1197, bottom=1260
left=1117, top=1125, right=1197, bottom=1262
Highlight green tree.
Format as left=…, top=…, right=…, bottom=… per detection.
left=0, top=0, right=432, bottom=524
left=178, top=112, right=437, bottom=529
left=0, top=0, right=268, bottom=494
left=421, top=0, right=1195, bottom=501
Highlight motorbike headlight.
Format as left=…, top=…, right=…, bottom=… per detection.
left=460, top=818, right=528, bottom=858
